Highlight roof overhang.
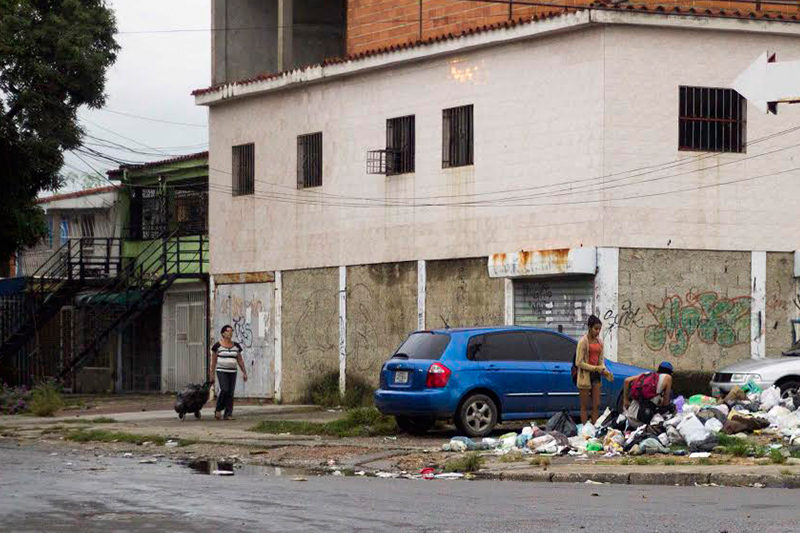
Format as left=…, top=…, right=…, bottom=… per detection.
left=195, top=9, right=800, bottom=107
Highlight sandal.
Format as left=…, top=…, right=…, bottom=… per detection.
left=214, top=411, right=222, bottom=420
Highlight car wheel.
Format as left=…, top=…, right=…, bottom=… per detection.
left=778, top=380, right=800, bottom=400
left=456, top=394, right=498, bottom=438
left=395, top=416, right=435, bottom=435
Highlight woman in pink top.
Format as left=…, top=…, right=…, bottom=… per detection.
left=575, top=315, right=613, bottom=424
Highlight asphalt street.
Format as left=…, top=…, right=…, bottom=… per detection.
left=1, top=444, right=798, bottom=533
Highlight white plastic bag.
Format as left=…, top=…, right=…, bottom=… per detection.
left=677, top=414, right=710, bottom=447
left=704, top=418, right=723, bottom=433
left=580, top=422, right=596, bottom=439
left=568, top=436, right=588, bottom=452
left=682, top=404, right=701, bottom=415
left=760, top=386, right=782, bottom=412
left=657, top=432, right=670, bottom=447
left=595, top=408, right=612, bottom=428
left=667, top=426, right=685, bottom=445
left=712, top=404, right=729, bottom=418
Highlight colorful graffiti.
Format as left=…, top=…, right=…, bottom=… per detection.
left=644, top=291, right=752, bottom=356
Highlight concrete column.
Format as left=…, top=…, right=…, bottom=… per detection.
left=274, top=271, right=282, bottom=402
left=504, top=278, right=514, bottom=326
left=339, top=266, right=347, bottom=396
left=752, top=251, right=767, bottom=359
left=278, top=0, right=293, bottom=71
left=594, top=247, right=619, bottom=362
left=417, top=260, right=426, bottom=330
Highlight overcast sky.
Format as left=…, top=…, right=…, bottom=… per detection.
left=62, top=0, right=211, bottom=189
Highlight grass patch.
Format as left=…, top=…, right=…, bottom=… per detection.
left=620, top=458, right=632, bottom=465
left=63, top=429, right=192, bottom=447
left=29, top=382, right=64, bottom=417
left=444, top=453, right=483, bottom=473
left=781, top=469, right=794, bottom=476
left=498, top=451, right=527, bottom=463
left=529, top=457, right=551, bottom=467
left=718, top=435, right=756, bottom=458
left=41, top=426, right=65, bottom=435
left=696, top=458, right=712, bottom=466
left=791, top=450, right=800, bottom=460
left=769, top=449, right=786, bottom=465
left=250, top=407, right=397, bottom=438
left=61, top=417, right=117, bottom=425
left=633, top=457, right=654, bottom=466
left=662, top=458, right=676, bottom=466
left=303, top=372, right=375, bottom=409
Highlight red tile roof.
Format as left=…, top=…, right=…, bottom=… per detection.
left=106, top=151, right=209, bottom=177
left=37, top=185, right=118, bottom=205
left=192, top=5, right=800, bottom=99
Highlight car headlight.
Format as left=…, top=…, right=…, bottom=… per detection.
left=730, top=373, right=761, bottom=383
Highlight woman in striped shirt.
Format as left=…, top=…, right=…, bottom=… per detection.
left=211, top=325, right=248, bottom=420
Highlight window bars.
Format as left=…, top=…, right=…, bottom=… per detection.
left=297, top=132, right=323, bottom=188
left=232, top=143, right=255, bottom=196
left=442, top=104, right=474, bottom=168
left=679, top=87, right=746, bottom=153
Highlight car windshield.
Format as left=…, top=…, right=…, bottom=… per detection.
left=393, top=332, right=451, bottom=360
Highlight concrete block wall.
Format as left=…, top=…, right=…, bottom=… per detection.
left=766, top=252, right=798, bottom=356
left=425, top=257, right=504, bottom=329
left=280, top=267, right=339, bottom=402
left=616, top=248, right=752, bottom=372
left=346, top=262, right=417, bottom=387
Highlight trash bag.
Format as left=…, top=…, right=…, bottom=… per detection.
left=677, top=414, right=711, bottom=448
left=657, top=432, right=670, bottom=447
left=704, top=418, right=724, bottom=433
left=687, top=394, right=717, bottom=407
left=595, top=407, right=613, bottom=429
left=586, top=441, right=603, bottom=453
left=174, top=382, right=211, bottom=418
left=667, top=426, right=685, bottom=445
left=742, top=380, right=763, bottom=395
left=673, top=395, right=685, bottom=413
left=760, top=386, right=782, bottom=412
left=638, top=437, right=670, bottom=455
left=603, top=429, right=624, bottom=453
left=546, top=431, right=570, bottom=447
left=545, top=410, right=578, bottom=437
left=529, top=434, right=555, bottom=450
left=723, top=386, right=747, bottom=405
left=580, top=422, right=597, bottom=439
left=689, top=433, right=718, bottom=452
left=516, top=434, right=532, bottom=449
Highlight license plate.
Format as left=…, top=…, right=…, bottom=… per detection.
left=394, top=370, right=409, bottom=384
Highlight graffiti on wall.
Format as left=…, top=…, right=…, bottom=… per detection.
left=602, top=300, right=645, bottom=342
left=291, top=287, right=338, bottom=376
left=218, top=294, right=264, bottom=348
left=643, top=291, right=752, bottom=356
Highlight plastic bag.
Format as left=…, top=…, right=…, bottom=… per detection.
left=516, top=434, right=532, bottom=449
left=704, top=418, right=723, bottom=433
left=673, top=395, right=685, bottom=412
left=595, top=407, right=613, bottom=429
left=545, top=410, right=578, bottom=438
left=688, top=394, right=717, bottom=407
left=666, top=426, right=685, bottom=445
left=742, top=380, right=763, bottom=395
left=528, top=435, right=555, bottom=450
left=586, top=441, right=603, bottom=452
left=580, top=422, right=596, bottom=439
left=677, top=414, right=711, bottom=447
left=568, top=436, right=588, bottom=452
left=638, top=437, right=670, bottom=455
left=760, top=386, right=782, bottom=412
left=657, top=432, right=670, bottom=447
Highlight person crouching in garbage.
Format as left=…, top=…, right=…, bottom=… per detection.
left=575, top=315, right=614, bottom=424
left=622, top=361, right=674, bottom=428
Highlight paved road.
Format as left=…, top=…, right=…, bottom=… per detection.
left=1, top=444, right=797, bottom=533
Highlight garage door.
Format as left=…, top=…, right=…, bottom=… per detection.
left=514, top=277, right=595, bottom=339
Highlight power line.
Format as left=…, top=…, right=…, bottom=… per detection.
left=96, top=108, right=207, bottom=128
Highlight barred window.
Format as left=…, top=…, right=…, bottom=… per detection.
left=297, top=132, right=323, bottom=188
left=232, top=143, right=255, bottom=196
left=387, top=116, right=415, bottom=175
left=443, top=104, right=474, bottom=168
left=679, top=87, right=746, bottom=153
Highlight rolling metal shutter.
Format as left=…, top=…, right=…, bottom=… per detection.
left=513, top=277, right=595, bottom=340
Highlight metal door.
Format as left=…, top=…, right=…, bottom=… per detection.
left=213, top=283, right=274, bottom=398
left=163, top=288, right=206, bottom=391
left=514, top=277, right=595, bottom=339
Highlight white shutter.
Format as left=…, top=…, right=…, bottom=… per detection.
left=514, top=277, right=595, bottom=339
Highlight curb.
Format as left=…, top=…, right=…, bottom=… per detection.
left=475, top=470, right=800, bottom=488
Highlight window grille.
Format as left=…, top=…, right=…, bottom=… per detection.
left=297, top=132, right=323, bottom=188
left=387, top=115, right=415, bottom=175
left=679, top=87, right=746, bottom=153
left=232, top=143, right=255, bottom=196
left=442, top=104, right=474, bottom=168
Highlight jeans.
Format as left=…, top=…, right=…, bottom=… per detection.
left=215, top=371, right=237, bottom=417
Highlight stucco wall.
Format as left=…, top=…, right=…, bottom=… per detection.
left=207, top=21, right=800, bottom=275
left=766, top=252, right=797, bottom=356
left=281, top=267, right=338, bottom=402
left=346, top=262, right=417, bottom=387
left=617, top=248, right=751, bottom=372
left=425, top=258, right=504, bottom=329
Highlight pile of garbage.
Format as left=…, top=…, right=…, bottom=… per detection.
left=442, top=384, right=800, bottom=459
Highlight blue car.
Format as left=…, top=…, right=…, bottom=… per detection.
left=374, top=327, right=649, bottom=437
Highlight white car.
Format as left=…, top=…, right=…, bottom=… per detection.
left=710, top=342, right=800, bottom=399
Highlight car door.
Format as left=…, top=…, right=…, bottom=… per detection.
left=531, top=331, right=606, bottom=414
left=473, top=331, right=548, bottom=417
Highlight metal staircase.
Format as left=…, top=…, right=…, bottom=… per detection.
left=0, top=238, right=123, bottom=363
left=58, top=233, right=207, bottom=381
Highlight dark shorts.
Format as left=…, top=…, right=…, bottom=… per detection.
left=590, top=372, right=602, bottom=384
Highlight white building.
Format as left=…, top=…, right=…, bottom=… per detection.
left=195, top=7, right=800, bottom=401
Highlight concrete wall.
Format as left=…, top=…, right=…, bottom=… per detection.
left=425, top=257, right=504, bottom=329
left=207, top=21, right=800, bottom=275
left=616, top=248, right=752, bottom=372
left=213, top=0, right=279, bottom=85
left=281, top=267, right=338, bottom=402
left=291, top=0, right=346, bottom=70
left=346, top=262, right=417, bottom=387
left=766, top=252, right=798, bottom=356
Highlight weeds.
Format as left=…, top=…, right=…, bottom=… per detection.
left=781, top=469, right=794, bottom=476
left=633, top=457, right=654, bottom=466
left=250, top=407, right=396, bottom=437
left=697, top=458, right=713, bottom=466
left=303, top=372, right=375, bottom=409
left=444, top=453, right=483, bottom=473
left=620, top=458, right=632, bottom=465
left=530, top=457, right=551, bottom=467
left=29, top=381, right=64, bottom=417
left=769, top=449, right=787, bottom=465
left=61, top=417, right=117, bottom=425
left=662, top=458, right=676, bottom=466
left=64, top=429, right=192, bottom=447
left=498, top=451, right=527, bottom=463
